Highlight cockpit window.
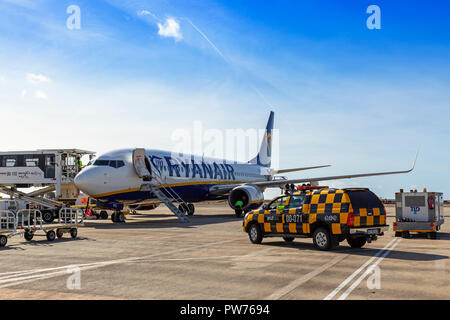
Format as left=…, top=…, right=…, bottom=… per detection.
left=93, top=160, right=110, bottom=166
left=93, top=160, right=125, bottom=168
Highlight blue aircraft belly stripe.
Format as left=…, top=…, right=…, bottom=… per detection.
left=98, top=183, right=224, bottom=203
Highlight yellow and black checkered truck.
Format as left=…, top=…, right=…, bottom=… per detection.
left=243, top=188, right=389, bottom=250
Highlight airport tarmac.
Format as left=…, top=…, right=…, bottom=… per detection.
left=0, top=203, right=448, bottom=300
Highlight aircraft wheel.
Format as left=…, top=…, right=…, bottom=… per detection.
left=0, top=235, right=7, bottom=247
left=116, top=212, right=125, bottom=223
left=187, top=204, right=195, bottom=216
left=46, top=230, right=56, bottom=241
left=178, top=204, right=189, bottom=214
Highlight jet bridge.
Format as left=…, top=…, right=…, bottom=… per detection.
left=0, top=149, right=95, bottom=222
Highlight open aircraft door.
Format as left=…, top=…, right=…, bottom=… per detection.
left=133, top=148, right=152, bottom=181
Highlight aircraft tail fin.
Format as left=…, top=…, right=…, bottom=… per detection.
left=249, top=111, right=274, bottom=167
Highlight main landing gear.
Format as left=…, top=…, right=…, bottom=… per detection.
left=111, top=211, right=125, bottom=223
left=178, top=203, right=195, bottom=216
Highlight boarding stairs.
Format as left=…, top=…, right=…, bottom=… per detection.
left=133, top=148, right=190, bottom=223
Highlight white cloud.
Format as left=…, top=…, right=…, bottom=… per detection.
left=26, top=73, right=51, bottom=85
left=35, top=90, right=48, bottom=100
left=137, top=9, right=160, bottom=21
left=0, top=76, right=5, bottom=82
left=21, top=89, right=27, bottom=98
left=138, top=10, right=150, bottom=16
left=157, top=18, right=182, bottom=41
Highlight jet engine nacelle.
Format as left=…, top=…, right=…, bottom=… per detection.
left=228, top=185, right=264, bottom=211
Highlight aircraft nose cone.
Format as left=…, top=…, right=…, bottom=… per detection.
left=74, top=170, right=89, bottom=193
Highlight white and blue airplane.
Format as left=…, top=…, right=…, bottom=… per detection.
left=74, top=111, right=415, bottom=222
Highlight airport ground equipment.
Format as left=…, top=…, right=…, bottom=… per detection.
left=243, top=187, right=388, bottom=250
left=393, top=189, right=444, bottom=239
left=133, top=148, right=190, bottom=223
left=0, top=208, right=84, bottom=247
left=0, top=149, right=95, bottom=222
left=140, top=184, right=190, bottom=223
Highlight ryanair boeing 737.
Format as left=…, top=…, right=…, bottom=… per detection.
left=74, top=112, right=415, bottom=222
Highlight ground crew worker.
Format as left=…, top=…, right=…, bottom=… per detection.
left=76, top=157, right=83, bottom=171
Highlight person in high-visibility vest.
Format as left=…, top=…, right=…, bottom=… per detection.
left=76, top=157, right=83, bottom=171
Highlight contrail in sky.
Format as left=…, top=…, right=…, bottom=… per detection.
left=184, top=18, right=230, bottom=65
left=137, top=10, right=274, bottom=108
left=184, top=18, right=275, bottom=108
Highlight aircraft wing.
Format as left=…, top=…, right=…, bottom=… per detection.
left=251, top=165, right=415, bottom=189
left=271, top=165, right=331, bottom=174
left=210, top=153, right=417, bottom=193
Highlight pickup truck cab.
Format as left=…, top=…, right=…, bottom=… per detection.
left=243, top=187, right=388, bottom=250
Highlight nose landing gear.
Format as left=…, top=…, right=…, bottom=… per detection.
left=178, top=203, right=195, bottom=216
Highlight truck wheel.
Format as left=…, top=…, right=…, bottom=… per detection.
left=42, top=211, right=54, bottom=223
left=56, top=229, right=64, bottom=239
left=248, top=224, right=263, bottom=244
left=402, top=231, right=410, bottom=239
left=100, top=211, right=108, bottom=220
left=46, top=230, right=56, bottom=241
left=312, top=227, right=333, bottom=251
left=427, top=232, right=437, bottom=240
left=24, top=232, right=34, bottom=241
left=0, top=236, right=7, bottom=247
left=70, top=228, right=78, bottom=238
left=235, top=209, right=243, bottom=218
left=347, top=237, right=367, bottom=248
left=283, top=236, right=295, bottom=243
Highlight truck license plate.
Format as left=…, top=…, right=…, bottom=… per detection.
left=367, top=229, right=378, bottom=235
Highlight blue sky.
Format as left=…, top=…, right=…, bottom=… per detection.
left=0, top=0, right=449, bottom=198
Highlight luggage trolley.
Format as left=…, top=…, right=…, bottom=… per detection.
left=0, top=210, right=20, bottom=247
left=18, top=208, right=84, bottom=242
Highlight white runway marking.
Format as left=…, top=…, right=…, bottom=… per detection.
left=338, top=238, right=401, bottom=300
left=0, top=239, right=238, bottom=289
left=266, top=254, right=349, bottom=300
left=324, top=238, right=400, bottom=300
